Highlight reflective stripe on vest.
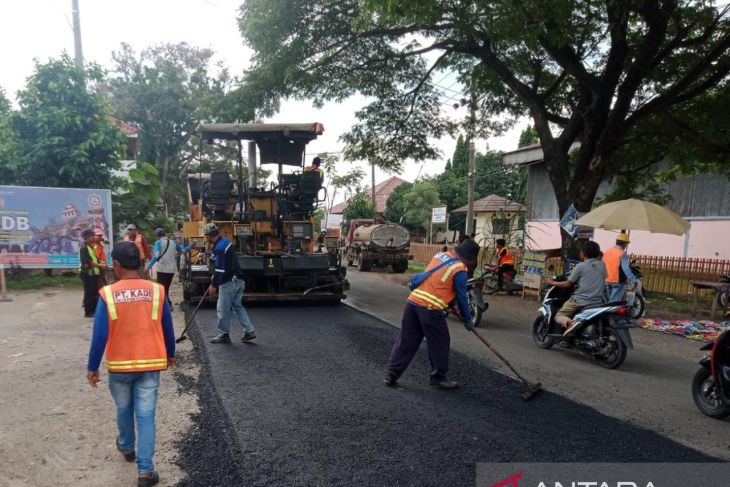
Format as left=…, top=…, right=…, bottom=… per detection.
left=107, top=358, right=168, bottom=371
left=103, top=286, right=118, bottom=320
left=103, top=283, right=162, bottom=321
left=411, top=289, right=449, bottom=309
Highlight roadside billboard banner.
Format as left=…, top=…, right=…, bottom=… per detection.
left=0, top=185, right=113, bottom=269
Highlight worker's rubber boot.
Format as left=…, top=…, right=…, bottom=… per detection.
left=138, top=471, right=159, bottom=487
left=430, top=378, right=461, bottom=390
left=241, top=331, right=257, bottom=342
left=383, top=373, right=398, bottom=387
left=116, top=438, right=135, bottom=462
left=210, top=334, right=231, bottom=344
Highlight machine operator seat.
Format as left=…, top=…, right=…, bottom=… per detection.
left=203, top=171, right=234, bottom=219
left=297, top=171, right=322, bottom=211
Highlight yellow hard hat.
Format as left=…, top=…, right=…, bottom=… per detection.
left=616, top=232, right=630, bottom=244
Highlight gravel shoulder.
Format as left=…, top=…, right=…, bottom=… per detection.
left=0, top=285, right=199, bottom=487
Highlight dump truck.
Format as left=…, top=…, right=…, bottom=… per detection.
left=180, top=123, right=348, bottom=303
left=345, top=219, right=410, bottom=273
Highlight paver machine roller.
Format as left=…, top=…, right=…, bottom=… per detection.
left=180, top=123, right=348, bottom=303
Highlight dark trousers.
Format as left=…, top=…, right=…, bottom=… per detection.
left=81, top=273, right=99, bottom=316
left=156, top=272, right=175, bottom=306
left=387, top=302, right=451, bottom=380
left=497, top=264, right=515, bottom=288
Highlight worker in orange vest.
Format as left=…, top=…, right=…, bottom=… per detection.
left=93, top=228, right=108, bottom=287
left=603, top=232, right=637, bottom=302
left=124, top=224, right=152, bottom=274
left=86, top=242, right=176, bottom=487
left=495, top=238, right=515, bottom=290
left=384, top=241, right=473, bottom=390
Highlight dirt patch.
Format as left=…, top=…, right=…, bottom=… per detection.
left=0, top=284, right=199, bottom=487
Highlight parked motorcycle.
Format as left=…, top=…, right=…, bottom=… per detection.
left=625, top=260, right=646, bottom=319
left=716, top=274, right=730, bottom=309
left=692, top=328, right=730, bottom=419
left=451, top=274, right=489, bottom=328
left=482, top=264, right=523, bottom=294
left=532, top=277, right=636, bottom=369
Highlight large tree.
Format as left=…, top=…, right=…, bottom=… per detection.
left=237, top=0, right=730, bottom=246
left=105, top=43, right=231, bottom=213
left=4, top=57, right=125, bottom=188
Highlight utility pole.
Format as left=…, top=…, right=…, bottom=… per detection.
left=72, top=0, right=83, bottom=67
left=371, top=161, right=376, bottom=212
left=465, top=77, right=477, bottom=235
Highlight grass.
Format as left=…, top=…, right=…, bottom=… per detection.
left=408, top=262, right=426, bottom=273
left=6, top=273, right=83, bottom=291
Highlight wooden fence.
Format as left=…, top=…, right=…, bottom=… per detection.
left=409, top=243, right=730, bottom=297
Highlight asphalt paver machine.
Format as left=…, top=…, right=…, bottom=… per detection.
left=180, top=123, right=348, bottom=303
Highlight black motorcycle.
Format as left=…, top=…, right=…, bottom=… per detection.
left=451, top=275, right=488, bottom=328
left=532, top=277, right=636, bottom=369
left=626, top=261, right=646, bottom=319
left=692, top=328, right=730, bottom=419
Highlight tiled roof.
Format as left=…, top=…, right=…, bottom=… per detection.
left=330, top=176, right=409, bottom=214
left=454, top=194, right=523, bottom=213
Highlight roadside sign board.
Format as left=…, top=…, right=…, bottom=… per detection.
left=521, top=251, right=546, bottom=302
left=431, top=206, right=447, bottom=224
left=0, top=185, right=113, bottom=269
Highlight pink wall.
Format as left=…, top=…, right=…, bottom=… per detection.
left=525, top=219, right=730, bottom=259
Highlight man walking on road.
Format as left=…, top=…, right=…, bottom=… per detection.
left=385, top=241, right=473, bottom=389
left=86, top=242, right=176, bottom=487
left=603, top=233, right=637, bottom=302
left=146, top=228, right=190, bottom=311
left=79, top=229, right=102, bottom=317
left=205, top=223, right=257, bottom=344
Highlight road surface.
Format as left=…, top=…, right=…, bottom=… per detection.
left=346, top=270, right=730, bottom=460
left=181, top=299, right=717, bottom=486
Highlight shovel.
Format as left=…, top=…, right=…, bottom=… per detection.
left=176, top=286, right=210, bottom=343
left=470, top=328, right=543, bottom=401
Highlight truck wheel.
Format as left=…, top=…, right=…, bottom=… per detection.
left=358, top=258, right=372, bottom=272
left=392, top=261, right=408, bottom=273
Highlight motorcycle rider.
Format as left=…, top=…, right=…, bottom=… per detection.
left=495, top=238, right=515, bottom=289
left=603, top=232, right=637, bottom=302
left=546, top=241, right=607, bottom=335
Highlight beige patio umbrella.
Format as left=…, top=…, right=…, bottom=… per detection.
left=575, top=198, right=690, bottom=236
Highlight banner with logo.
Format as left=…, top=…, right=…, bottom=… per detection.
left=0, top=185, right=113, bottom=269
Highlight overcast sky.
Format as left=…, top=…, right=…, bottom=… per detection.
left=2, top=0, right=528, bottom=193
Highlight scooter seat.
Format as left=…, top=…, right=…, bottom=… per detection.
left=580, top=300, right=626, bottom=310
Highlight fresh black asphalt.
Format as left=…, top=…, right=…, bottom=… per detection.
left=176, top=303, right=717, bottom=486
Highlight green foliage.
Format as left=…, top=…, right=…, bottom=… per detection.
left=341, top=191, right=376, bottom=230
left=7, top=273, right=83, bottom=291
left=0, top=88, right=17, bottom=183
left=112, top=161, right=168, bottom=236
left=474, top=150, right=526, bottom=205
left=312, top=208, right=325, bottom=231
left=403, top=181, right=442, bottom=230
left=518, top=125, right=539, bottom=148
left=237, top=0, right=730, bottom=219
left=383, top=181, right=414, bottom=225
left=105, top=43, right=231, bottom=214
left=4, top=56, right=125, bottom=189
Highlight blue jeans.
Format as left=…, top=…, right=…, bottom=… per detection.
left=108, top=371, right=160, bottom=473
left=217, top=278, right=255, bottom=335
left=606, top=283, right=626, bottom=302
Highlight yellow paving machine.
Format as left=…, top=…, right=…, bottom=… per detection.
left=180, top=123, right=348, bottom=303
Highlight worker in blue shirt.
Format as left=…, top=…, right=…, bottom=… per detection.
left=204, top=223, right=257, bottom=344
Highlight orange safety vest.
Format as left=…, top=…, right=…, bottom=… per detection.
left=603, top=246, right=624, bottom=284
left=99, top=279, right=168, bottom=373
left=497, top=247, right=514, bottom=266
left=408, top=252, right=467, bottom=310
